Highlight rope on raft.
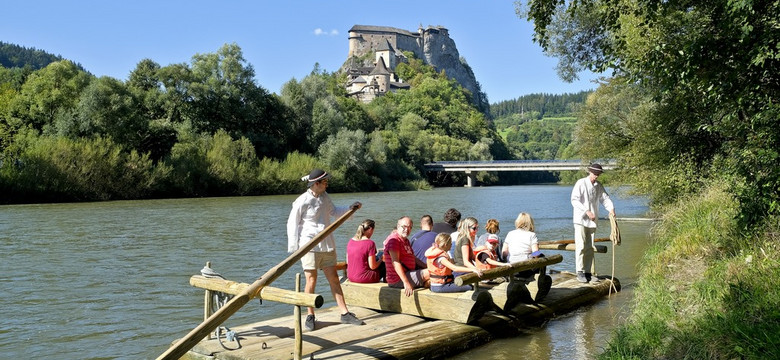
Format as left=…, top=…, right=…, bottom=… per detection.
left=609, top=212, right=621, bottom=295
left=200, top=265, right=242, bottom=350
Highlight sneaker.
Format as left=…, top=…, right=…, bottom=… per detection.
left=304, top=314, right=315, bottom=331
left=589, top=276, right=601, bottom=284
left=340, top=312, right=364, bottom=325
left=577, top=271, right=588, bottom=283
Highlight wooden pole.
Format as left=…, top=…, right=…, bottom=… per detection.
left=454, top=254, right=563, bottom=286
left=203, top=262, right=214, bottom=340
left=537, top=237, right=611, bottom=246
left=538, top=243, right=608, bottom=253
left=189, top=275, right=323, bottom=308
left=156, top=207, right=358, bottom=360
left=294, top=273, right=302, bottom=360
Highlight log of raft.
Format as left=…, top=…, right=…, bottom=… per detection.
left=454, top=254, right=563, bottom=286
left=478, top=272, right=553, bottom=310
left=189, top=275, right=324, bottom=308
left=503, top=272, right=622, bottom=325
left=340, top=280, right=494, bottom=324
left=538, top=237, right=611, bottom=245
left=537, top=243, right=608, bottom=253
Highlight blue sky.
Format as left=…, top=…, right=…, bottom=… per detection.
left=2, top=1, right=599, bottom=103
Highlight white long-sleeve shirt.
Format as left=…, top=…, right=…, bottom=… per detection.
left=571, top=176, right=614, bottom=228
left=287, top=189, right=350, bottom=253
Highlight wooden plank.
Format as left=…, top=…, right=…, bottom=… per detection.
left=158, top=207, right=359, bottom=360
left=311, top=319, right=492, bottom=360
left=537, top=243, right=608, bottom=253
left=454, top=254, right=562, bottom=286
left=340, top=280, right=493, bottom=324
left=187, top=307, right=380, bottom=359
left=538, top=237, right=611, bottom=245
left=251, top=311, right=429, bottom=359
left=189, top=275, right=324, bottom=308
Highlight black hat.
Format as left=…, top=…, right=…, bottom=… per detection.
left=587, top=163, right=604, bottom=174
left=302, top=169, right=331, bottom=183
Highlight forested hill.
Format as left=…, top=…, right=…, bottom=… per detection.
left=0, top=42, right=85, bottom=72
left=490, top=91, right=591, bottom=119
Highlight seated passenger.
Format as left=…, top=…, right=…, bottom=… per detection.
left=410, top=214, right=437, bottom=263
left=384, top=216, right=430, bottom=297
left=346, top=219, right=384, bottom=283
left=426, top=233, right=482, bottom=293
left=474, top=234, right=510, bottom=270
left=452, top=217, right=480, bottom=276
left=502, top=212, right=543, bottom=279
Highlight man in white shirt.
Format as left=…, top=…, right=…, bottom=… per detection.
left=287, top=169, right=363, bottom=330
left=570, top=163, right=616, bottom=283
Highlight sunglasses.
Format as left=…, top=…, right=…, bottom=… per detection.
left=469, top=226, right=478, bottom=230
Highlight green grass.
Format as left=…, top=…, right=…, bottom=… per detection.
left=600, top=184, right=780, bottom=359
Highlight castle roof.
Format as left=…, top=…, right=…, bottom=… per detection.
left=376, top=39, right=395, bottom=53
left=349, top=25, right=418, bottom=37
left=368, top=57, right=391, bottom=76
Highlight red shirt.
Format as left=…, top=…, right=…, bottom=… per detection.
left=383, top=231, right=416, bottom=284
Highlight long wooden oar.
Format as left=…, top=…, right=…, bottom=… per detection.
left=538, top=237, right=611, bottom=246
left=156, top=207, right=358, bottom=360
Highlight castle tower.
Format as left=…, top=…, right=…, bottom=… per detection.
left=375, top=39, right=396, bottom=70
left=368, top=57, right=391, bottom=94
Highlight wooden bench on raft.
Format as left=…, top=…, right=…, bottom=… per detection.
left=335, top=254, right=563, bottom=323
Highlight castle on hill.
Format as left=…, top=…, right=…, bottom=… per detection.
left=344, top=25, right=480, bottom=104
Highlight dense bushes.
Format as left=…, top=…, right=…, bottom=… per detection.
left=601, top=185, right=780, bottom=359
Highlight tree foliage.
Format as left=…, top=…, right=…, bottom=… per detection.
left=521, top=0, right=780, bottom=226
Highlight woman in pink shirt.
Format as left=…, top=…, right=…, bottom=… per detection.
left=346, top=219, right=384, bottom=283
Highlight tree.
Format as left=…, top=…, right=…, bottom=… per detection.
left=58, top=76, right=146, bottom=150
left=521, top=0, right=780, bottom=225
left=7, top=60, right=92, bottom=133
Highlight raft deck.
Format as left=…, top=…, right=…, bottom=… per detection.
left=182, top=272, right=620, bottom=360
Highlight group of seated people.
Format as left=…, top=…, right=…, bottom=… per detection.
left=345, top=208, right=543, bottom=296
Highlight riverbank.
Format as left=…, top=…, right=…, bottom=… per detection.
left=600, top=184, right=780, bottom=359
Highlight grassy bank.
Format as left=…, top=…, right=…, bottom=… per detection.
left=601, top=184, right=780, bottom=359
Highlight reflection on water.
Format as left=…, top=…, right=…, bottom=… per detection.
left=0, top=185, right=651, bottom=359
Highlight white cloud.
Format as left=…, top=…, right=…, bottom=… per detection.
left=313, top=28, right=339, bottom=36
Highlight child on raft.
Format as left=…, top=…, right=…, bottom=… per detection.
left=425, top=233, right=483, bottom=293
left=474, top=234, right=511, bottom=270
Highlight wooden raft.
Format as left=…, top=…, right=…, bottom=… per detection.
left=182, top=272, right=621, bottom=360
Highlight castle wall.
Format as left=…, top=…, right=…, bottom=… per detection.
left=348, top=29, right=422, bottom=60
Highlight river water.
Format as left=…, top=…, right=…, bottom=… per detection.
left=0, top=185, right=651, bottom=359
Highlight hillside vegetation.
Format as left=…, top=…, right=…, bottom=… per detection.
left=1, top=43, right=524, bottom=203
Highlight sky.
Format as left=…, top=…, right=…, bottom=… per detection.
left=2, top=1, right=599, bottom=103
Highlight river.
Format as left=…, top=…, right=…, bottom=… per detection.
left=0, top=185, right=651, bottom=359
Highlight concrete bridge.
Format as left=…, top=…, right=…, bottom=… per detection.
left=423, top=160, right=617, bottom=187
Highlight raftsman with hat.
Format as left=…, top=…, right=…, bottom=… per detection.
left=287, top=168, right=364, bottom=330
left=570, top=163, right=616, bottom=284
